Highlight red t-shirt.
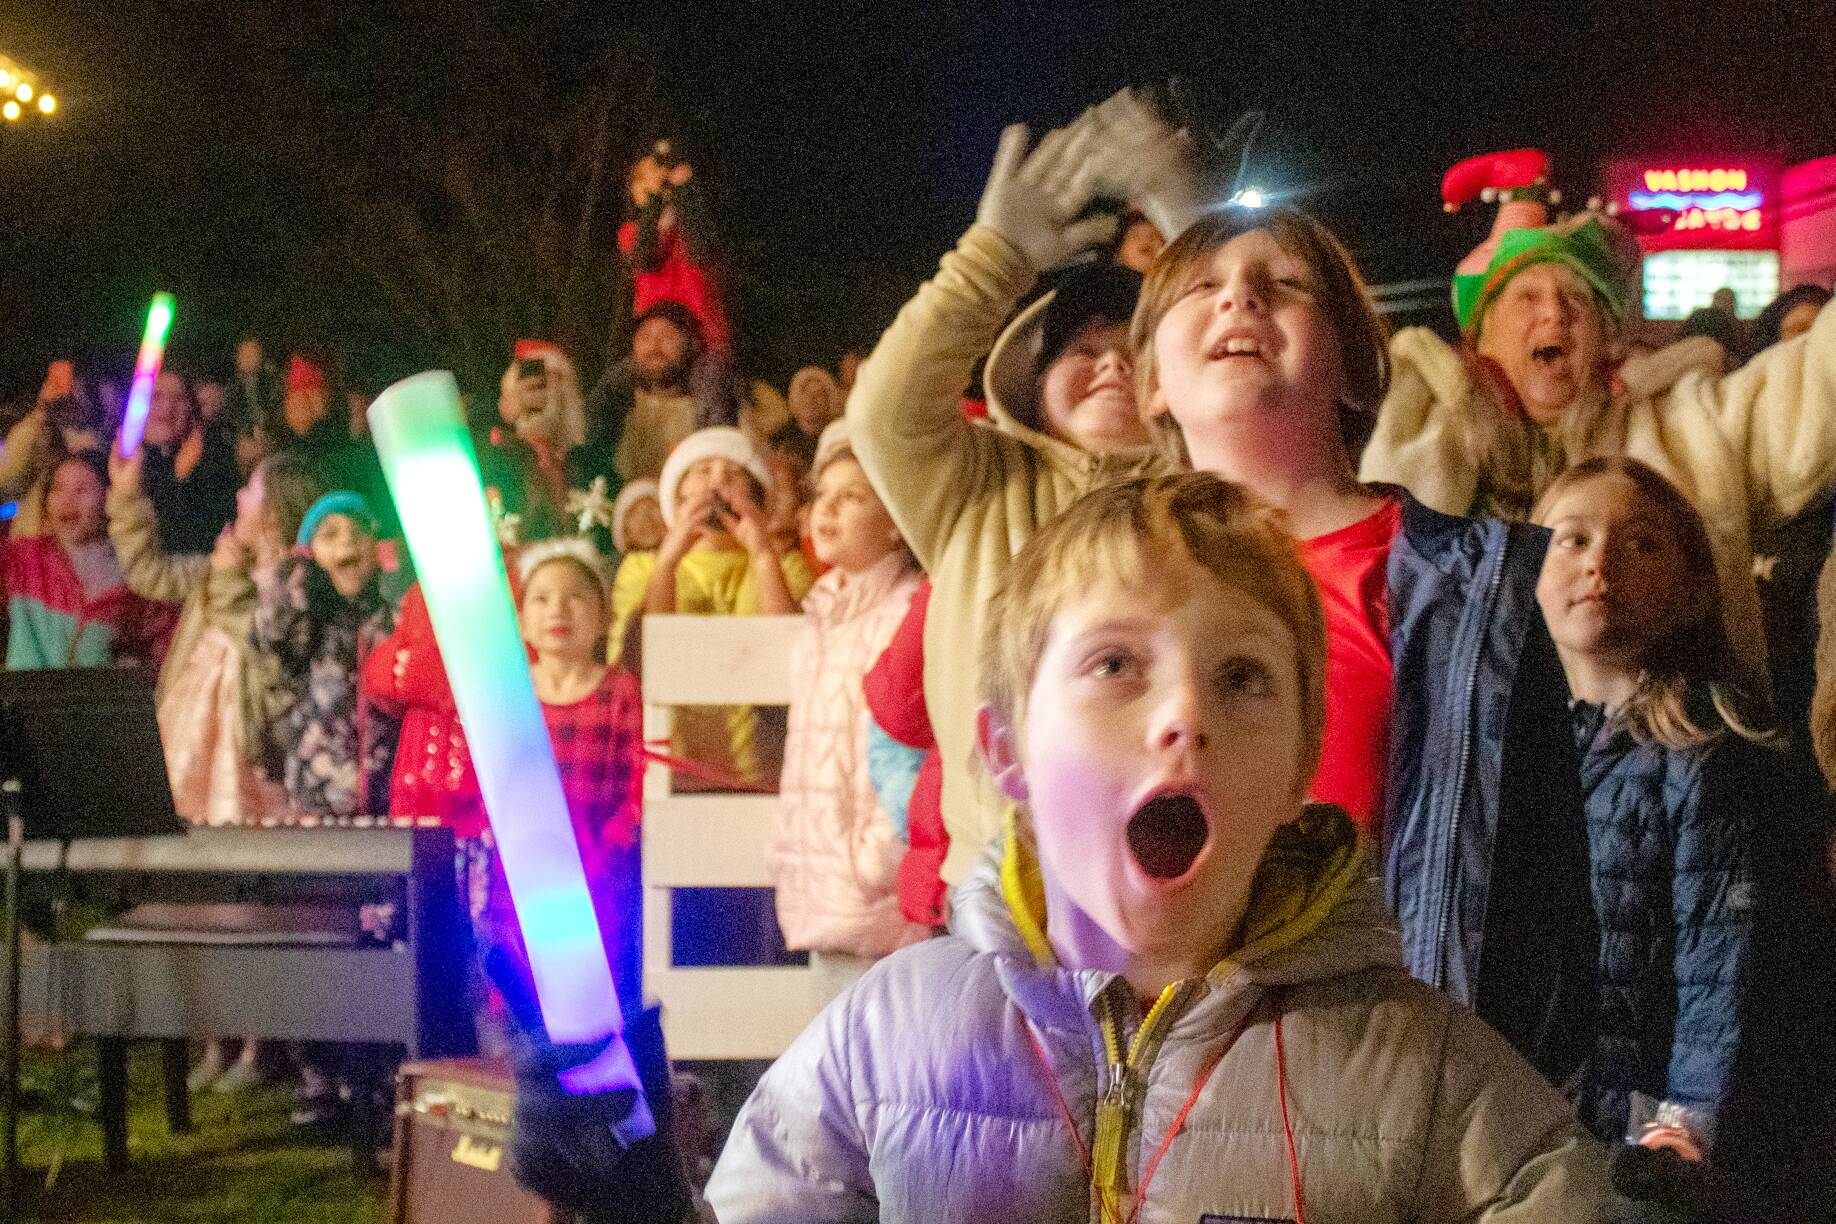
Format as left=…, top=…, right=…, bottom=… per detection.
left=1299, top=498, right=1402, bottom=838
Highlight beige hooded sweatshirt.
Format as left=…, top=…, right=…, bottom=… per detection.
left=847, top=224, right=1165, bottom=886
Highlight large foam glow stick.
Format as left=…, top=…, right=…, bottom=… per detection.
left=118, top=292, right=175, bottom=457
left=368, top=372, right=648, bottom=1115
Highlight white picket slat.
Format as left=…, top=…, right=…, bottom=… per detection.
left=638, top=612, right=820, bottom=1060
left=641, top=615, right=802, bottom=706
left=643, top=795, right=776, bottom=888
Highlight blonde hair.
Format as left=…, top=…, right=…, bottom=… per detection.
left=1129, top=207, right=1391, bottom=466
left=1460, top=344, right=1621, bottom=522
left=980, top=473, right=1326, bottom=784
left=1532, top=457, right=1769, bottom=749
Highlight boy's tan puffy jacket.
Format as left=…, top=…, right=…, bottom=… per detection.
left=703, top=805, right=1619, bottom=1222
left=1362, top=301, right=1836, bottom=676
left=847, top=225, right=1165, bottom=885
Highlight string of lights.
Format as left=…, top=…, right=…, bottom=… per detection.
left=0, top=52, right=57, bottom=124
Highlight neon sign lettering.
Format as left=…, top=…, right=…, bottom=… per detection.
left=1626, top=167, right=1767, bottom=241
left=1642, top=168, right=1748, bottom=193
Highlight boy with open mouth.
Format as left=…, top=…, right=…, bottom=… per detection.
left=673, top=473, right=1615, bottom=1220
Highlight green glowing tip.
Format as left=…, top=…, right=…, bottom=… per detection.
left=146, top=293, right=175, bottom=338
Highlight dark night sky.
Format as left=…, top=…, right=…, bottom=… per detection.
left=2, top=1, right=1834, bottom=400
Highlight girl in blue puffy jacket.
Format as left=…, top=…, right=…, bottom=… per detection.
left=1534, top=455, right=1832, bottom=1211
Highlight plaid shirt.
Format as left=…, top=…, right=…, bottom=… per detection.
left=544, top=666, right=644, bottom=864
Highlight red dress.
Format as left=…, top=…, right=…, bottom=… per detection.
left=360, top=584, right=486, bottom=835
left=540, top=668, right=646, bottom=1000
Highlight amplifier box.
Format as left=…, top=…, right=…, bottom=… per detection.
left=388, top=1058, right=567, bottom=1224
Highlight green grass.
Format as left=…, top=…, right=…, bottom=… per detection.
left=15, top=1044, right=385, bottom=1224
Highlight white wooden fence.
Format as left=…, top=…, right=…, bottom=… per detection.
left=640, top=614, right=822, bottom=1059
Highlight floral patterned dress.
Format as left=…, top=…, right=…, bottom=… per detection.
left=250, top=554, right=398, bottom=820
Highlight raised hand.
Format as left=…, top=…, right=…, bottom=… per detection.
left=659, top=489, right=713, bottom=564
left=107, top=443, right=142, bottom=492
left=974, top=116, right=1119, bottom=273
left=716, top=476, right=774, bottom=556
left=210, top=524, right=251, bottom=574
left=1085, top=87, right=1259, bottom=241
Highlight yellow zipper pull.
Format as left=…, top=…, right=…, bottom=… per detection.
left=1092, top=1060, right=1128, bottom=1219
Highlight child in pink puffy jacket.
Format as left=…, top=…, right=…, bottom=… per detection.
left=766, top=422, right=929, bottom=1000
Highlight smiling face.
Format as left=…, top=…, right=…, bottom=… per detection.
left=308, top=512, right=377, bottom=597
left=988, top=562, right=1305, bottom=968
left=1148, top=228, right=1349, bottom=457
left=1535, top=471, right=1693, bottom=674
left=1476, top=261, right=1610, bottom=426
left=810, top=456, right=902, bottom=572
left=1038, top=320, right=1149, bottom=454
left=788, top=372, right=840, bottom=435
left=520, top=558, right=611, bottom=664
left=46, top=458, right=106, bottom=547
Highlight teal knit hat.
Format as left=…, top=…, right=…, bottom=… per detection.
left=1454, top=213, right=1640, bottom=339
left=297, top=491, right=377, bottom=547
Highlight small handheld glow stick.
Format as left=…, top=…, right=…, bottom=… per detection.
left=368, top=372, right=649, bottom=1124
left=118, top=292, right=175, bottom=457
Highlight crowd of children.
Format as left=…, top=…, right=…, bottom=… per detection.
left=9, top=83, right=1836, bottom=1218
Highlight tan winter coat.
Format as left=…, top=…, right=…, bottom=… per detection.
left=767, top=552, right=928, bottom=957
left=847, top=224, right=1165, bottom=885
left=107, top=477, right=266, bottom=751
left=1362, top=300, right=1836, bottom=676
left=704, top=805, right=1619, bottom=1222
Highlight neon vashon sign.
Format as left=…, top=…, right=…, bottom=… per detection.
left=1627, top=167, right=1766, bottom=238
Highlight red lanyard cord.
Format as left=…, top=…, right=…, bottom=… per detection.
left=1274, top=1009, right=1308, bottom=1224
left=640, top=739, right=775, bottom=793
left=1019, top=991, right=1302, bottom=1224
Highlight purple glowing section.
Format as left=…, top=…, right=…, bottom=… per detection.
left=366, top=373, right=634, bottom=1065
left=118, top=293, right=175, bottom=457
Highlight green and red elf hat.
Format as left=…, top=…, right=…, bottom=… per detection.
left=1439, top=149, right=1642, bottom=341
left=1454, top=214, right=1641, bottom=340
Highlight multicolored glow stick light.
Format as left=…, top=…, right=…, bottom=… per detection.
left=117, top=292, right=175, bottom=457
left=368, top=372, right=649, bottom=1121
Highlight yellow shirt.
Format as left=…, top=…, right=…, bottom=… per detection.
left=611, top=546, right=815, bottom=784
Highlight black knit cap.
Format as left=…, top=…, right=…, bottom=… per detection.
left=1035, top=264, right=1144, bottom=373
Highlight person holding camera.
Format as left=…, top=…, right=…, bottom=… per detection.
left=621, top=141, right=731, bottom=358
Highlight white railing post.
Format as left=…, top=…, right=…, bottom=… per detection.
left=639, top=614, right=821, bottom=1059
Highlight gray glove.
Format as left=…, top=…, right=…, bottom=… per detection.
left=974, top=114, right=1119, bottom=273
left=1085, top=86, right=1264, bottom=241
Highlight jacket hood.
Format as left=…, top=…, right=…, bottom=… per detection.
left=982, top=290, right=1156, bottom=475
left=951, top=801, right=1402, bottom=991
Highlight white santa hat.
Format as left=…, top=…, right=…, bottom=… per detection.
left=611, top=478, right=661, bottom=554
left=657, top=426, right=772, bottom=527
left=516, top=536, right=614, bottom=606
